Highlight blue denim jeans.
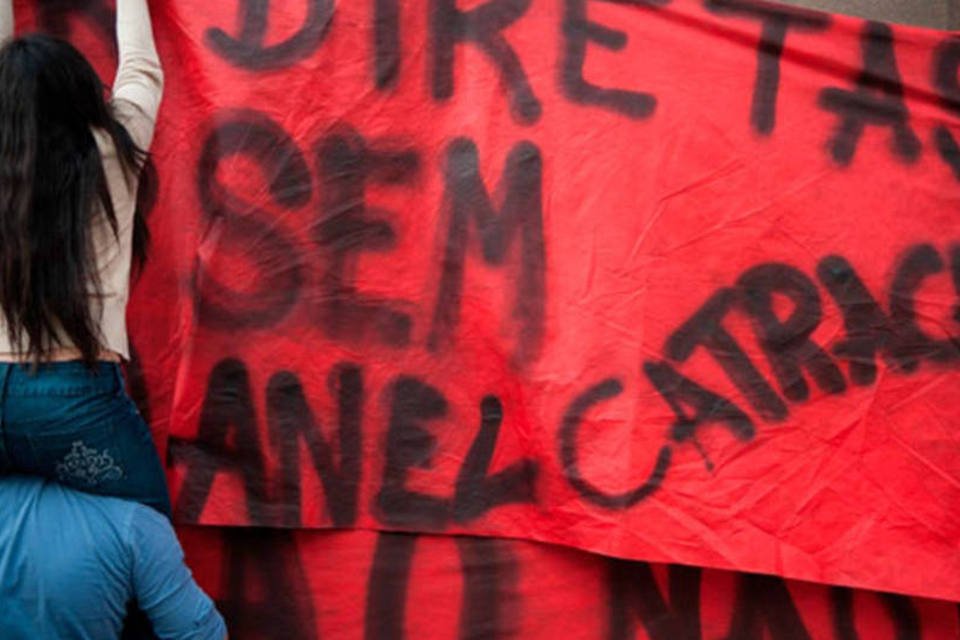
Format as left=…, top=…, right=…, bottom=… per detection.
left=0, top=361, right=171, bottom=517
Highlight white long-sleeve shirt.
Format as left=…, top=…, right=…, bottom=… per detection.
left=0, top=0, right=163, bottom=360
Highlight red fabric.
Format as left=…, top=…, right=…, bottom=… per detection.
left=15, top=0, right=960, bottom=607
left=177, top=526, right=960, bottom=639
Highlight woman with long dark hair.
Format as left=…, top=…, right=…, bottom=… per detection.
left=0, top=0, right=169, bottom=515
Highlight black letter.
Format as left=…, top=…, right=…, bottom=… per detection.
left=374, top=0, right=401, bottom=88
left=455, top=538, right=522, bottom=639
left=37, top=0, right=113, bottom=42
left=830, top=587, right=920, bottom=640
left=933, top=36, right=960, bottom=180
left=430, top=0, right=541, bottom=125
left=818, top=21, right=921, bottom=166
left=889, top=244, right=959, bottom=366
left=315, top=127, right=419, bottom=347
left=817, top=255, right=899, bottom=384
left=266, top=364, right=363, bottom=527
left=429, top=139, right=545, bottom=367
left=452, top=396, right=539, bottom=522
left=725, top=573, right=811, bottom=639
left=195, top=111, right=311, bottom=330
left=643, top=360, right=754, bottom=471
left=737, top=263, right=846, bottom=401
left=365, top=533, right=418, bottom=640
left=561, top=0, right=662, bottom=119
left=559, top=379, right=672, bottom=509
left=376, top=377, right=451, bottom=527
left=667, top=288, right=787, bottom=421
left=705, top=0, right=828, bottom=134
left=607, top=560, right=701, bottom=640
left=817, top=249, right=960, bottom=381
left=170, top=359, right=273, bottom=524
left=217, top=529, right=318, bottom=639
left=206, top=0, right=334, bottom=71
left=364, top=533, right=521, bottom=640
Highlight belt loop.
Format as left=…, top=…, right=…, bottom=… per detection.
left=113, top=362, right=127, bottom=396
left=0, top=364, right=13, bottom=468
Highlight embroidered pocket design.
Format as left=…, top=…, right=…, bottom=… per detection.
left=55, top=441, right=124, bottom=486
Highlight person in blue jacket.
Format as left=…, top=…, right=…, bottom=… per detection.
left=0, top=475, right=227, bottom=639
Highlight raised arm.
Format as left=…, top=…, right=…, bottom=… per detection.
left=0, top=0, right=13, bottom=44
left=113, top=0, right=163, bottom=150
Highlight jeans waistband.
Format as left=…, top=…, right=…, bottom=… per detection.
left=0, top=363, right=12, bottom=466
left=0, top=361, right=123, bottom=397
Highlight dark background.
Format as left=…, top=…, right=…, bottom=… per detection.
left=781, top=0, right=958, bottom=29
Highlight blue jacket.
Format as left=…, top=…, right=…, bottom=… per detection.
left=0, top=476, right=225, bottom=639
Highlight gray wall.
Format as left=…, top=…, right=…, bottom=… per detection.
left=776, top=0, right=959, bottom=29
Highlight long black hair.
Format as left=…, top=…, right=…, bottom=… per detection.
left=0, top=34, right=151, bottom=366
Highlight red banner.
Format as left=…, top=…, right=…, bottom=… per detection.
left=17, top=0, right=960, bottom=607
left=177, top=527, right=960, bottom=639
